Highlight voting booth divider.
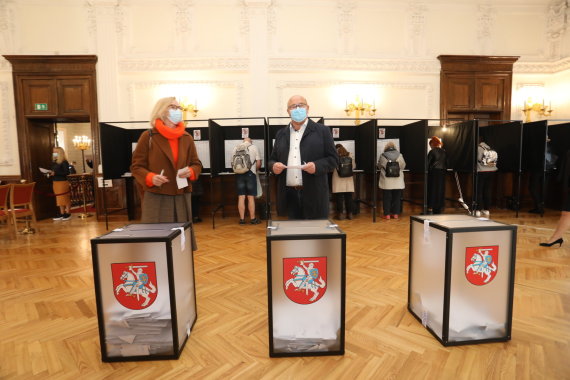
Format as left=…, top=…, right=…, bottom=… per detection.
left=408, top=214, right=517, bottom=346
left=266, top=219, right=346, bottom=357
left=91, top=223, right=197, bottom=361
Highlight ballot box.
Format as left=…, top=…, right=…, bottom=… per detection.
left=91, top=223, right=197, bottom=361
left=408, top=215, right=517, bottom=346
left=266, top=219, right=346, bottom=357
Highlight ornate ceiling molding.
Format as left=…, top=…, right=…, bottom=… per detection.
left=119, top=58, right=249, bottom=71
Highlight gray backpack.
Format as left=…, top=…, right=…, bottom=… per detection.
left=231, top=144, right=252, bottom=174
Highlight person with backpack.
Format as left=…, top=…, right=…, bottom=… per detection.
left=232, top=137, right=262, bottom=225
left=427, top=136, right=448, bottom=215
left=476, top=136, right=498, bottom=217
left=377, top=142, right=406, bottom=219
left=332, top=144, right=355, bottom=220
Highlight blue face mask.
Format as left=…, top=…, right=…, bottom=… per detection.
left=168, top=108, right=183, bottom=124
left=290, top=107, right=307, bottom=123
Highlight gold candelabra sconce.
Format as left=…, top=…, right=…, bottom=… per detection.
left=180, top=99, right=199, bottom=119
left=522, top=98, right=553, bottom=123
left=72, top=135, right=91, bottom=173
left=344, top=97, right=376, bottom=125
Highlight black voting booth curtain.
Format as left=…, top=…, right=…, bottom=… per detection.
left=481, top=121, right=523, bottom=173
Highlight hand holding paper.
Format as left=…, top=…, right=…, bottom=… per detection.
left=176, top=168, right=189, bottom=189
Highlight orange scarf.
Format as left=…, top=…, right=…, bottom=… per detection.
left=155, top=119, right=185, bottom=163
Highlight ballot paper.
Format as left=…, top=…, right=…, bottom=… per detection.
left=39, top=167, right=50, bottom=174
left=176, top=168, right=189, bottom=189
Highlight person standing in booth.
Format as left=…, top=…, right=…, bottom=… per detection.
left=50, top=146, right=72, bottom=221
left=476, top=136, right=498, bottom=217
left=427, top=136, right=448, bottom=215
left=332, top=143, right=355, bottom=220
left=232, top=137, right=262, bottom=225
left=131, top=96, right=202, bottom=232
left=268, top=95, right=338, bottom=220
left=377, top=142, right=406, bottom=219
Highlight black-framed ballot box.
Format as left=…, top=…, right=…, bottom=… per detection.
left=266, top=219, right=346, bottom=357
left=408, top=215, right=517, bottom=346
left=91, top=223, right=197, bottom=361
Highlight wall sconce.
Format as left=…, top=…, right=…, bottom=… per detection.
left=344, top=97, right=376, bottom=125
left=522, top=98, right=553, bottom=123
left=72, top=135, right=91, bottom=173
left=180, top=99, right=199, bottom=119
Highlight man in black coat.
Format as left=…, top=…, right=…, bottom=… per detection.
left=268, top=95, right=339, bottom=219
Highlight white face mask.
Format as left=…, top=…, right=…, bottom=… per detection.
left=168, top=108, right=183, bottom=124
left=53, top=153, right=58, bottom=159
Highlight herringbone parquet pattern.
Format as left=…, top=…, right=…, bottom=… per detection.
left=0, top=208, right=568, bottom=379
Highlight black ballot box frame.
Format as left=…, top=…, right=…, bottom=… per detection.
left=407, top=215, right=517, bottom=347
left=266, top=219, right=347, bottom=357
left=91, top=222, right=197, bottom=362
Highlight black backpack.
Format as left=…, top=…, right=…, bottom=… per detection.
left=337, top=156, right=353, bottom=177
left=383, top=153, right=400, bottom=177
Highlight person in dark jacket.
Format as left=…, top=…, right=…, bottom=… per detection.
left=268, top=95, right=338, bottom=219
left=427, top=136, right=448, bottom=214
left=49, top=147, right=72, bottom=220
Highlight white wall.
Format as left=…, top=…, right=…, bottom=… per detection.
left=0, top=0, right=569, bottom=175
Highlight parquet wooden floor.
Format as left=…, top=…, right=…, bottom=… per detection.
left=0, top=208, right=569, bottom=379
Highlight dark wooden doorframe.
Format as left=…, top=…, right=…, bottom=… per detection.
left=3, top=55, right=100, bottom=219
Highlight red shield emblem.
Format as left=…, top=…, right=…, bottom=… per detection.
left=283, top=257, right=327, bottom=304
left=465, top=246, right=498, bottom=286
left=111, top=262, right=158, bottom=310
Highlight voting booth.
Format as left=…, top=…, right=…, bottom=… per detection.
left=408, top=214, right=517, bottom=346
left=266, top=219, right=346, bottom=357
left=91, top=223, right=197, bottom=361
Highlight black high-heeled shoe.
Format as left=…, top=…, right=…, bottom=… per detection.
left=539, top=238, right=563, bottom=247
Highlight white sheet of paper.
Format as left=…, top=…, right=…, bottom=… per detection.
left=176, top=169, right=189, bottom=189
left=39, top=167, right=49, bottom=174
left=285, top=164, right=306, bottom=170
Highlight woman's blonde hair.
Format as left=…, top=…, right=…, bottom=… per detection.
left=53, top=146, right=67, bottom=164
left=149, top=96, right=177, bottom=127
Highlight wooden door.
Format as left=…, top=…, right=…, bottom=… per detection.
left=28, top=120, right=57, bottom=220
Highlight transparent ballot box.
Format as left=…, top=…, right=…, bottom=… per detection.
left=91, top=223, right=197, bottom=362
left=266, top=219, right=346, bottom=357
left=408, top=215, right=517, bottom=346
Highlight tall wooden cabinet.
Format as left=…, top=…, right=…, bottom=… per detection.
left=438, top=55, right=519, bottom=122
left=3, top=55, right=99, bottom=220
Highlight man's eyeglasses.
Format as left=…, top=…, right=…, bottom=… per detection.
left=288, top=103, right=307, bottom=110
left=168, top=105, right=183, bottom=110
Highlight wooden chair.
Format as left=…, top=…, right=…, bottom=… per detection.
left=0, top=184, right=10, bottom=232
left=9, top=182, right=38, bottom=234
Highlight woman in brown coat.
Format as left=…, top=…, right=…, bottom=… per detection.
left=131, top=96, right=202, bottom=224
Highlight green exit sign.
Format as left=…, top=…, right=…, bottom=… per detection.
left=34, top=103, right=48, bottom=111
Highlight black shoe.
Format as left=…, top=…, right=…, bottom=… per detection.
left=529, top=208, right=543, bottom=214
left=250, top=218, right=261, bottom=225
left=52, top=214, right=63, bottom=221
left=239, top=219, right=246, bottom=225
left=61, top=213, right=71, bottom=220
left=539, top=238, right=563, bottom=247
left=193, top=217, right=202, bottom=223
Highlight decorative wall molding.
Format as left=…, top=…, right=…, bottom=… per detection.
left=546, top=0, right=569, bottom=59
left=0, top=0, right=15, bottom=54
left=119, top=58, right=249, bottom=71
left=276, top=80, right=436, bottom=118
left=0, top=82, right=14, bottom=166
left=270, top=58, right=441, bottom=73
left=514, top=57, right=570, bottom=73
left=408, top=2, right=426, bottom=56
left=127, top=80, right=244, bottom=120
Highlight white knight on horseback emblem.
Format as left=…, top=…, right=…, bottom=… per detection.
left=112, top=262, right=158, bottom=310
left=283, top=257, right=327, bottom=304
left=465, top=246, right=498, bottom=286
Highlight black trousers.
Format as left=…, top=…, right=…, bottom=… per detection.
left=382, top=189, right=402, bottom=215
left=427, top=169, right=446, bottom=214
left=286, top=187, right=304, bottom=219
left=476, top=171, right=495, bottom=210
left=334, top=192, right=353, bottom=214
